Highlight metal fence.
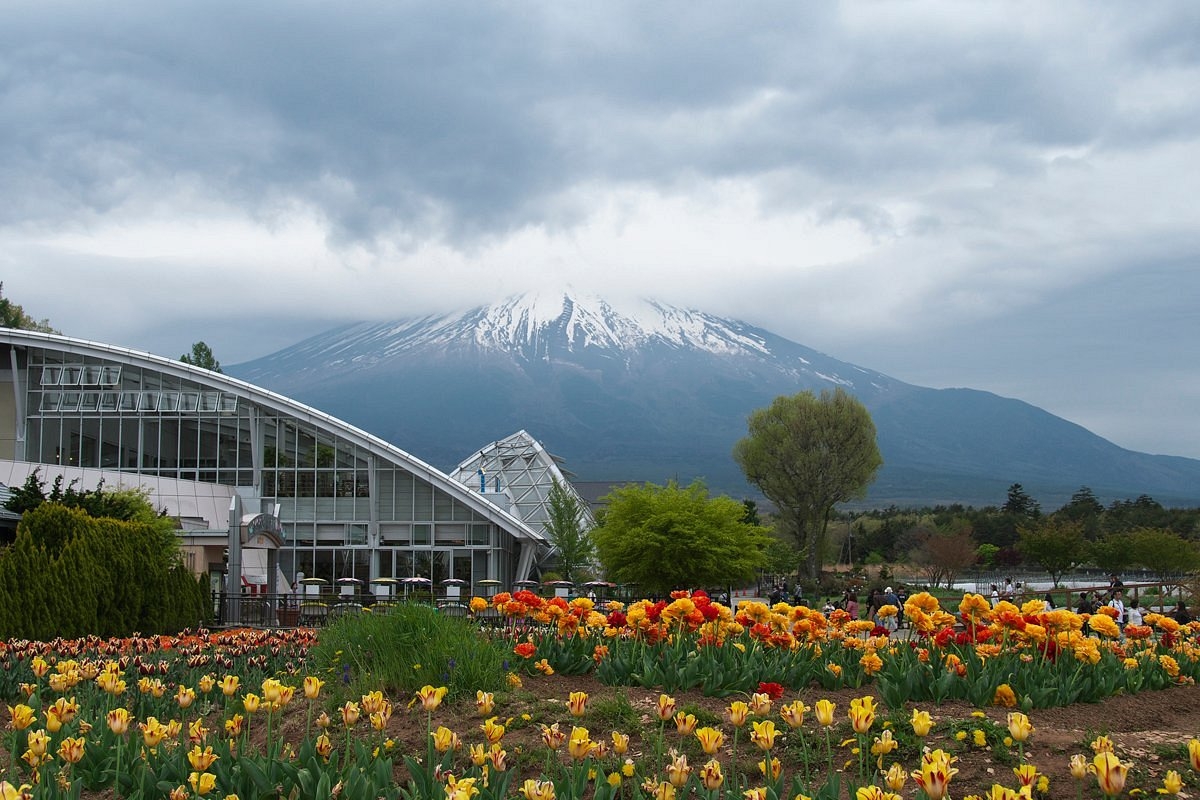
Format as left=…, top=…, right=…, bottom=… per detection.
left=210, top=592, right=473, bottom=628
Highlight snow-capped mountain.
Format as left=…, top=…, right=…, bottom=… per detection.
left=230, top=292, right=1200, bottom=507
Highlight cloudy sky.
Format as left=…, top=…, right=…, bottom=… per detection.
left=4, top=2, right=1199, bottom=459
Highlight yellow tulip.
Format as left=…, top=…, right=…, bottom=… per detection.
left=911, top=749, right=957, bottom=800
left=444, top=775, right=479, bottom=800
left=187, top=745, right=220, bottom=772
left=673, top=712, right=697, bottom=736
left=568, top=726, right=592, bottom=761
left=521, top=779, right=556, bottom=800
left=1093, top=751, right=1129, bottom=797
left=700, top=759, right=724, bottom=791
left=611, top=731, right=630, bottom=754
left=315, top=733, right=333, bottom=760
left=107, top=707, right=131, bottom=735
left=475, top=690, right=495, bottom=716
left=656, top=694, right=677, bottom=722
left=0, top=782, right=33, bottom=800
left=666, top=752, right=691, bottom=788
left=188, top=718, right=209, bottom=744
left=481, top=716, right=506, bottom=744
left=224, top=715, right=243, bottom=736
left=188, top=771, right=218, bottom=797
left=695, top=726, right=725, bottom=755
left=360, top=690, right=386, bottom=715
left=1069, top=754, right=1090, bottom=780
left=727, top=701, right=750, bottom=728
left=883, top=762, right=906, bottom=791
left=742, top=788, right=767, bottom=800
left=540, top=722, right=565, bottom=750
left=1189, top=739, right=1200, bottom=772
left=1160, top=769, right=1183, bottom=796
left=340, top=701, right=360, bottom=727
left=567, top=691, right=588, bottom=718
left=432, top=725, right=460, bottom=753
left=57, top=736, right=86, bottom=764
left=175, top=686, right=196, bottom=709
left=650, top=782, right=676, bottom=800
left=198, top=675, right=216, bottom=694
left=750, top=719, right=779, bottom=751
left=780, top=700, right=808, bottom=728
left=911, top=708, right=933, bottom=737
left=815, top=699, right=836, bottom=727
left=24, top=729, right=49, bottom=758
left=303, top=676, right=324, bottom=700
left=140, top=716, right=169, bottom=748
left=757, top=757, right=782, bottom=781
left=219, top=675, right=239, bottom=697
left=1006, top=711, right=1033, bottom=743
left=1013, top=763, right=1038, bottom=787
left=7, top=705, right=35, bottom=731
left=487, top=744, right=508, bottom=771
left=748, top=692, right=771, bottom=716
left=416, top=685, right=448, bottom=712
left=849, top=696, right=876, bottom=735
left=242, top=693, right=261, bottom=714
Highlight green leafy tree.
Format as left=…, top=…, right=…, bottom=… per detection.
left=592, top=480, right=771, bottom=595
left=0, top=283, right=57, bottom=332
left=1130, top=527, right=1200, bottom=581
left=1017, top=519, right=1089, bottom=587
left=975, top=543, right=1000, bottom=569
left=1090, top=533, right=1137, bottom=577
left=180, top=340, right=222, bottom=372
left=544, top=479, right=596, bottom=582
left=733, top=388, right=883, bottom=581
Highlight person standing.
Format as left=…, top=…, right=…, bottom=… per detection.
left=1108, top=589, right=1126, bottom=628
left=1076, top=591, right=1094, bottom=615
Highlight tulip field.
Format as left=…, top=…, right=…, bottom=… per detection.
left=3, top=590, right=1200, bottom=798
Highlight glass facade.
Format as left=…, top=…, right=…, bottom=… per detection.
left=2, top=336, right=539, bottom=593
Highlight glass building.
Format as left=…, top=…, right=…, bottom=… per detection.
left=0, top=330, right=546, bottom=593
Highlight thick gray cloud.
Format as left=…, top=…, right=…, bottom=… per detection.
left=3, top=1, right=1199, bottom=459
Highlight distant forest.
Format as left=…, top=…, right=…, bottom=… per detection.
left=827, top=484, right=1200, bottom=573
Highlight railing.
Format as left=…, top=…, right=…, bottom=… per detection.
left=210, top=592, right=475, bottom=628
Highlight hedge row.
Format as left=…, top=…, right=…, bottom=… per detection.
left=0, top=503, right=210, bottom=639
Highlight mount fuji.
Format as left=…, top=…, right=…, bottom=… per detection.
left=228, top=292, right=1200, bottom=508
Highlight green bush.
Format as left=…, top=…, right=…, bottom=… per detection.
left=0, top=503, right=209, bottom=638
left=307, top=604, right=508, bottom=702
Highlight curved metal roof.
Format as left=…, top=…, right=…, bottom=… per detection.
left=0, top=328, right=544, bottom=543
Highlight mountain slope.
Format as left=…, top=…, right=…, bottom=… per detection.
left=230, top=292, right=1200, bottom=507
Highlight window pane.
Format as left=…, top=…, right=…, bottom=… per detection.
left=81, top=366, right=102, bottom=385
left=40, top=367, right=62, bottom=386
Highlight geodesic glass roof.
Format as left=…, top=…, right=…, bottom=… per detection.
left=451, top=430, right=596, bottom=538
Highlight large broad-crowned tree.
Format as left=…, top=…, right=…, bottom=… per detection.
left=591, top=480, right=770, bottom=596
left=733, top=388, right=882, bottom=582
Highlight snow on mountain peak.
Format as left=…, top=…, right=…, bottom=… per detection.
left=469, top=291, right=773, bottom=357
